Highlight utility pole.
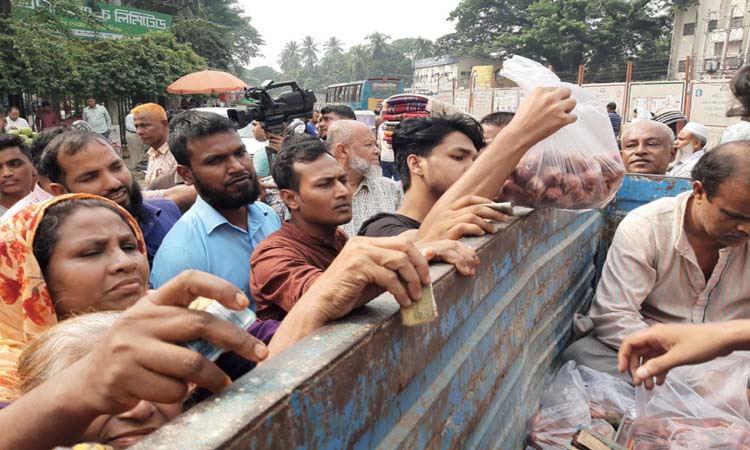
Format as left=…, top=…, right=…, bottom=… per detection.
left=720, top=4, right=739, bottom=74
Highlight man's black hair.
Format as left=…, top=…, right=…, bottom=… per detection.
left=392, top=114, right=484, bottom=192
left=480, top=111, right=515, bottom=127
left=0, top=134, right=32, bottom=162
left=168, top=110, right=238, bottom=167
left=321, top=104, right=356, bottom=120
left=41, top=130, right=110, bottom=183
left=31, top=127, right=65, bottom=171
left=607, top=102, right=617, bottom=110
left=691, top=141, right=750, bottom=199
left=273, top=134, right=331, bottom=191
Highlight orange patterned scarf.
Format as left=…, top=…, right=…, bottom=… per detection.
left=0, top=194, right=145, bottom=402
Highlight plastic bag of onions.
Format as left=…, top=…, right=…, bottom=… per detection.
left=499, top=56, right=626, bottom=209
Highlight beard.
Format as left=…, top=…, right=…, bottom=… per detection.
left=351, top=153, right=382, bottom=178
left=193, top=173, right=261, bottom=210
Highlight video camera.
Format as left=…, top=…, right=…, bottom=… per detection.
left=228, top=80, right=317, bottom=135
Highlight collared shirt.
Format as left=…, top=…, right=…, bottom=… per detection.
left=667, top=149, right=704, bottom=178
left=150, top=196, right=281, bottom=302
left=341, top=175, right=403, bottom=237
left=608, top=112, right=621, bottom=137
left=0, top=183, right=54, bottom=222
left=139, top=199, right=181, bottom=267
left=82, top=105, right=111, bottom=134
left=145, top=142, right=179, bottom=188
left=125, top=113, right=136, bottom=133
left=590, top=191, right=750, bottom=348
left=250, top=222, right=348, bottom=321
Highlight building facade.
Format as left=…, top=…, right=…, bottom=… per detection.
left=412, top=56, right=497, bottom=93
left=669, top=0, right=749, bottom=79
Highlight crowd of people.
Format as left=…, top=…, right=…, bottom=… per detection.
left=0, top=66, right=749, bottom=449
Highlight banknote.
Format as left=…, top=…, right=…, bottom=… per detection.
left=401, top=283, right=438, bottom=326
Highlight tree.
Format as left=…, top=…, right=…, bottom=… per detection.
left=171, top=18, right=234, bottom=70
left=323, top=37, right=344, bottom=58
left=279, top=41, right=302, bottom=74
left=348, top=45, right=370, bottom=79
left=441, top=0, right=677, bottom=72
left=243, top=65, right=282, bottom=86
left=125, top=0, right=263, bottom=72
left=301, top=35, right=319, bottom=69
left=366, top=32, right=391, bottom=60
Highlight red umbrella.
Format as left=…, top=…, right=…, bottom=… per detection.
left=167, top=69, right=247, bottom=94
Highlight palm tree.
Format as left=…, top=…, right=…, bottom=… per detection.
left=278, top=40, right=301, bottom=74
left=323, top=37, right=344, bottom=58
left=348, top=45, right=370, bottom=79
left=301, top=35, right=319, bottom=69
left=413, top=38, right=435, bottom=60
left=365, top=32, right=390, bottom=59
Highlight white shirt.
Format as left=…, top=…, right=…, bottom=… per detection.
left=82, top=104, right=112, bottom=134
left=4, top=117, right=29, bottom=132
left=667, top=149, right=704, bottom=178
left=125, top=113, right=136, bottom=133
left=342, top=174, right=403, bottom=237
left=590, top=191, right=750, bottom=348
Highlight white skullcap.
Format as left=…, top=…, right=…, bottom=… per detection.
left=682, top=122, right=709, bottom=140
left=720, top=121, right=750, bottom=144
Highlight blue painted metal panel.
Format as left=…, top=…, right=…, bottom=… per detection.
left=132, top=176, right=690, bottom=450
left=133, top=209, right=604, bottom=450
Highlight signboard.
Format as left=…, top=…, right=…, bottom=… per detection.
left=582, top=83, right=626, bottom=111
left=16, top=1, right=172, bottom=40
left=471, top=89, right=494, bottom=116
left=493, top=88, right=520, bottom=112
left=454, top=91, right=470, bottom=112
left=627, top=82, right=685, bottom=122
left=471, top=65, right=497, bottom=89
left=689, top=81, right=740, bottom=127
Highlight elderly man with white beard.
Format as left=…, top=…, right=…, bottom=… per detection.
left=668, top=121, right=709, bottom=178
left=327, top=120, right=403, bottom=236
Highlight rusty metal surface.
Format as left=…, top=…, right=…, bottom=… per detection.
left=606, top=174, right=693, bottom=232
left=133, top=208, right=604, bottom=450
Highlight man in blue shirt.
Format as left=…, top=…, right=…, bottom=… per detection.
left=607, top=102, right=622, bottom=138
left=40, top=130, right=181, bottom=266
left=150, top=111, right=281, bottom=302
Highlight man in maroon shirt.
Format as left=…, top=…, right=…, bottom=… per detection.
left=250, top=135, right=352, bottom=320
left=250, top=135, right=480, bottom=321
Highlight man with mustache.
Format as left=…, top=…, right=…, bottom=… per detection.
left=150, top=111, right=281, bottom=300
left=563, top=142, right=750, bottom=380
left=620, top=120, right=676, bottom=175
left=667, top=121, right=709, bottom=178
left=327, top=120, right=403, bottom=237
left=0, top=134, right=35, bottom=217
left=251, top=135, right=481, bottom=321
left=40, top=130, right=181, bottom=266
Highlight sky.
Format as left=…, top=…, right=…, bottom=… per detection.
left=238, top=0, right=460, bottom=70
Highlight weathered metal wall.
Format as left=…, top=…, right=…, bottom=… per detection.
left=133, top=208, right=604, bottom=450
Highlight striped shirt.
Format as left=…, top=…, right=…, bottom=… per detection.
left=591, top=191, right=750, bottom=348
left=342, top=174, right=403, bottom=237
left=608, top=112, right=622, bottom=137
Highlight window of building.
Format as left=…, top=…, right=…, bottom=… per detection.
left=715, top=41, right=725, bottom=56
left=677, top=59, right=687, bottom=73
left=683, top=23, right=695, bottom=36
left=708, top=19, right=718, bottom=32
left=731, top=16, right=744, bottom=28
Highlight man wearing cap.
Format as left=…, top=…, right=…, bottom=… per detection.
left=668, top=121, right=709, bottom=178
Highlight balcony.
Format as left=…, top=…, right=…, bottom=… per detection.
left=710, top=28, right=744, bottom=42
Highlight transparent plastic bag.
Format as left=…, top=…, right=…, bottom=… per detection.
left=629, top=355, right=750, bottom=449
left=526, top=362, right=591, bottom=449
left=578, top=365, right=635, bottom=427
left=499, top=56, right=625, bottom=209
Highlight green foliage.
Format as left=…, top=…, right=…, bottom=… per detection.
left=442, top=0, right=678, bottom=72
left=272, top=33, right=437, bottom=93
left=1, top=2, right=205, bottom=99
left=242, top=66, right=282, bottom=87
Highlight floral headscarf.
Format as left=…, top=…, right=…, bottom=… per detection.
left=0, top=194, right=145, bottom=402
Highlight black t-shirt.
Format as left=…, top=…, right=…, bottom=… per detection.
left=358, top=212, right=421, bottom=237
